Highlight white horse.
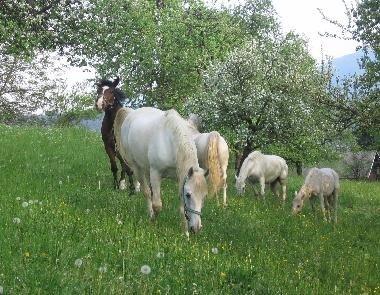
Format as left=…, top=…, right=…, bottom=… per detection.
left=187, top=114, right=229, bottom=206
left=114, top=107, right=208, bottom=235
left=235, top=151, right=288, bottom=201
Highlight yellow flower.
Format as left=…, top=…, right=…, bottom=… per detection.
left=24, top=252, right=30, bottom=257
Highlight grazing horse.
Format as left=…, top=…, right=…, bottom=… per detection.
left=235, top=151, right=288, bottom=202
left=114, top=107, right=208, bottom=235
left=292, top=168, right=340, bottom=223
left=187, top=114, right=229, bottom=206
left=95, top=77, right=138, bottom=192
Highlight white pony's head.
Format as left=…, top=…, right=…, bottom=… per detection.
left=235, top=175, right=246, bottom=195
left=292, top=188, right=311, bottom=215
left=182, top=167, right=208, bottom=234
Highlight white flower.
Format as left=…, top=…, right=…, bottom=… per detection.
left=140, top=265, right=151, bottom=275
left=16, top=197, right=21, bottom=201
left=117, top=220, right=122, bottom=225
left=13, top=217, right=21, bottom=224
left=28, top=200, right=33, bottom=204
left=98, top=265, right=107, bottom=273
left=22, top=201, right=29, bottom=208
left=74, top=258, right=83, bottom=268
left=211, top=247, right=219, bottom=254
left=59, top=180, right=63, bottom=185
left=156, top=252, right=164, bottom=259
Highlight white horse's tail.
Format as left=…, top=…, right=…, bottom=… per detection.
left=207, top=131, right=223, bottom=195
left=114, top=108, right=133, bottom=158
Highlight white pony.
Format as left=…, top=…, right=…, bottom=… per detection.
left=235, top=151, right=288, bottom=201
left=114, top=107, right=208, bottom=235
left=292, top=168, right=340, bottom=223
left=187, top=114, right=229, bottom=206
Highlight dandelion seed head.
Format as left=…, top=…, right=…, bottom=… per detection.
left=140, top=265, right=151, bottom=275
left=156, top=252, right=164, bottom=258
left=22, top=201, right=28, bottom=208
left=13, top=217, right=21, bottom=224
left=74, top=258, right=83, bottom=268
left=211, top=247, right=219, bottom=254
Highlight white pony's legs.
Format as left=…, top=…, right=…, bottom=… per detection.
left=222, top=182, right=227, bottom=206
left=150, top=168, right=162, bottom=216
left=319, top=193, right=327, bottom=222
left=259, top=177, right=265, bottom=198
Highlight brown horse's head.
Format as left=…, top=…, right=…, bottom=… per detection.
left=95, top=77, right=123, bottom=111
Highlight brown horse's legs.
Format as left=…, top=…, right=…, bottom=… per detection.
left=116, top=152, right=135, bottom=193
left=105, top=145, right=118, bottom=189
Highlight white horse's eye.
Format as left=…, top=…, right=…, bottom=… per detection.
left=186, top=193, right=191, bottom=199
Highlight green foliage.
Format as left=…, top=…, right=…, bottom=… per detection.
left=0, top=0, right=84, bottom=58
left=187, top=34, right=335, bottom=165
left=0, top=125, right=379, bottom=293
left=51, top=0, right=278, bottom=110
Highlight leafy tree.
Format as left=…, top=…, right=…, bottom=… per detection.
left=319, top=0, right=379, bottom=150
left=0, top=52, right=66, bottom=123
left=0, top=0, right=84, bottom=58
left=187, top=34, right=337, bottom=172
left=51, top=0, right=278, bottom=110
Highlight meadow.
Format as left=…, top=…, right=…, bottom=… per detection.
left=0, top=125, right=379, bottom=294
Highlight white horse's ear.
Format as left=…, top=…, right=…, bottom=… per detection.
left=204, top=169, right=209, bottom=177
left=187, top=167, right=194, bottom=178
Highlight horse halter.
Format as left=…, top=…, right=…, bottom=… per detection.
left=182, top=175, right=202, bottom=221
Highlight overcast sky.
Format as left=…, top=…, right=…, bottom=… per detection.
left=272, top=0, right=359, bottom=59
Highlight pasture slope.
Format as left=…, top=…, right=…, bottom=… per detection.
left=0, top=125, right=379, bottom=294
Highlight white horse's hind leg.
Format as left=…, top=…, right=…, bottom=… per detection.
left=222, top=182, right=227, bottom=206
left=134, top=179, right=141, bottom=192
left=319, top=193, right=327, bottom=222
left=259, top=177, right=265, bottom=198
left=150, top=168, right=162, bottom=217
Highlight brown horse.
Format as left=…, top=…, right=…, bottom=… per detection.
left=95, top=77, right=138, bottom=192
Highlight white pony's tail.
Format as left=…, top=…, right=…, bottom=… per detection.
left=207, top=131, right=223, bottom=196
left=113, top=108, right=133, bottom=159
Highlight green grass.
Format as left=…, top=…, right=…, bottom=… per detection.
left=0, top=125, right=379, bottom=294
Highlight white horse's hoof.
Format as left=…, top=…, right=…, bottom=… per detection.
left=134, top=181, right=141, bottom=193
left=119, top=180, right=126, bottom=190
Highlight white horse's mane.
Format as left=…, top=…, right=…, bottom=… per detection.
left=164, top=110, right=200, bottom=181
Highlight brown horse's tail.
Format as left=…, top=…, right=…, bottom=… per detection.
left=113, top=108, right=132, bottom=159
left=207, top=131, right=223, bottom=196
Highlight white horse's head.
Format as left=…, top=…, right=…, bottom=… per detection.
left=235, top=175, right=246, bottom=195
left=182, top=167, right=208, bottom=234
left=95, top=77, right=120, bottom=111
left=292, top=188, right=310, bottom=215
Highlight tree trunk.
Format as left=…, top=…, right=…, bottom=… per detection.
left=235, top=143, right=252, bottom=176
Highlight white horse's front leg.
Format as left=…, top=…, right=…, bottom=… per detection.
left=259, top=177, right=265, bottom=198
left=150, top=168, right=162, bottom=217
left=319, top=193, right=327, bottom=222
left=223, top=182, right=227, bottom=206
left=180, top=205, right=190, bottom=239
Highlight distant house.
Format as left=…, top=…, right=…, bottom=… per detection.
left=368, top=152, right=380, bottom=181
